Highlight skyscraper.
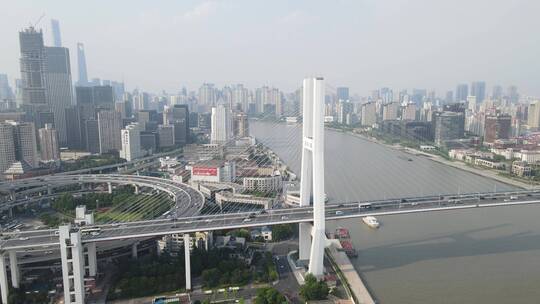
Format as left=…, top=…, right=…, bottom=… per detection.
left=455, top=84, right=468, bottom=102
left=45, top=46, right=73, bottom=145
left=65, top=106, right=82, bottom=150
left=211, top=104, right=231, bottom=144
left=19, top=27, right=50, bottom=125
left=157, top=124, right=175, bottom=148
left=0, top=121, right=39, bottom=168
left=97, top=110, right=121, bottom=154
left=492, top=85, right=503, bottom=100
left=76, top=43, right=88, bottom=86
left=39, top=123, right=60, bottom=161
left=470, top=81, right=486, bottom=103
left=51, top=19, right=62, bottom=47
left=0, top=74, right=13, bottom=100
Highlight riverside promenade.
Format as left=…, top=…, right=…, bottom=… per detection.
left=326, top=241, right=376, bottom=304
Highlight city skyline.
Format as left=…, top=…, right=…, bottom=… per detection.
left=1, top=0, right=539, bottom=96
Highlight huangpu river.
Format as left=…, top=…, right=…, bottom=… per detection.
left=251, top=120, right=540, bottom=304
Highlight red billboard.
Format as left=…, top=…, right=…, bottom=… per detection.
left=192, top=167, right=218, bottom=176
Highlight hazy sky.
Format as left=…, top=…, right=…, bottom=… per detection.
left=1, top=0, right=539, bottom=96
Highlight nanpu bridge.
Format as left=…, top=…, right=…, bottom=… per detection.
left=0, top=78, right=538, bottom=304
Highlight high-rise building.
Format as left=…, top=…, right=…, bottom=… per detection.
left=492, top=85, right=503, bottom=100
left=382, top=102, right=399, bottom=121
left=455, top=84, right=468, bottom=102
left=0, top=123, right=16, bottom=173
left=0, top=121, right=39, bottom=169
left=19, top=27, right=49, bottom=123
left=508, top=86, right=519, bottom=103
left=51, top=19, right=62, bottom=47
left=527, top=101, right=540, bottom=130
left=336, top=87, right=349, bottom=101
left=471, top=81, right=486, bottom=103
left=484, top=114, right=511, bottom=143
left=39, top=123, right=60, bottom=161
left=44, top=46, right=73, bottom=145
left=433, top=111, right=465, bottom=147
left=402, top=103, right=417, bottom=120
left=65, top=106, right=82, bottom=150
left=445, top=91, right=454, bottom=103
left=232, top=84, right=249, bottom=112
left=76, top=43, right=88, bottom=86
left=467, top=96, right=477, bottom=112
left=157, top=124, right=175, bottom=148
left=211, top=104, right=231, bottom=144
left=199, top=83, right=216, bottom=106
left=85, top=119, right=100, bottom=154
left=233, top=112, right=249, bottom=138
left=0, top=74, right=13, bottom=100
left=120, top=123, right=141, bottom=161
left=97, top=110, right=121, bottom=154
left=360, top=102, right=377, bottom=126
left=163, top=105, right=189, bottom=145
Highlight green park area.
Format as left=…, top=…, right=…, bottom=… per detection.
left=40, top=186, right=174, bottom=226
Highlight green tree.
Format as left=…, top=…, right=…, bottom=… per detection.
left=299, top=274, right=329, bottom=301
left=255, top=287, right=287, bottom=304
left=272, top=224, right=293, bottom=241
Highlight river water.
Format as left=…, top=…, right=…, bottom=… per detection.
left=251, top=120, right=540, bottom=304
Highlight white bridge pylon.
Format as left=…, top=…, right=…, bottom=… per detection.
left=299, top=77, right=326, bottom=277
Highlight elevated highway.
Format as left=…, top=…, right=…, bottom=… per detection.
left=0, top=174, right=204, bottom=217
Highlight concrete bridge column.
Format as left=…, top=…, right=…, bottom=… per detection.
left=8, top=251, right=19, bottom=288
left=47, top=185, right=52, bottom=195
left=0, top=253, right=8, bottom=304
left=86, top=242, right=97, bottom=277
left=9, top=190, right=15, bottom=201
left=132, top=241, right=139, bottom=259
left=59, top=225, right=85, bottom=304
left=299, top=223, right=312, bottom=261
left=184, top=234, right=191, bottom=291
left=134, top=185, right=140, bottom=194
left=107, top=182, right=113, bottom=194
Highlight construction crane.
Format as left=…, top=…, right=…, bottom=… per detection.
left=30, top=13, right=46, bottom=28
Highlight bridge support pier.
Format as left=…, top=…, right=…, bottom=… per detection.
left=0, top=253, right=8, bottom=304
left=47, top=185, right=52, bottom=195
left=134, top=185, right=139, bottom=194
left=59, top=225, right=85, bottom=304
left=107, top=182, right=113, bottom=194
left=132, top=241, right=139, bottom=259
left=8, top=208, right=12, bottom=219
left=9, top=251, right=19, bottom=288
left=184, top=234, right=191, bottom=291
left=86, top=242, right=97, bottom=277
left=299, top=77, right=326, bottom=278
left=299, top=223, right=312, bottom=261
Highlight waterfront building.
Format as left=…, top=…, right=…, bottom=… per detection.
left=433, top=111, right=465, bottom=147
left=233, top=112, right=249, bottom=138
left=484, top=114, right=511, bottom=144
left=190, top=160, right=236, bottom=183
left=382, top=102, right=399, bottom=121
left=361, top=102, right=377, bottom=126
